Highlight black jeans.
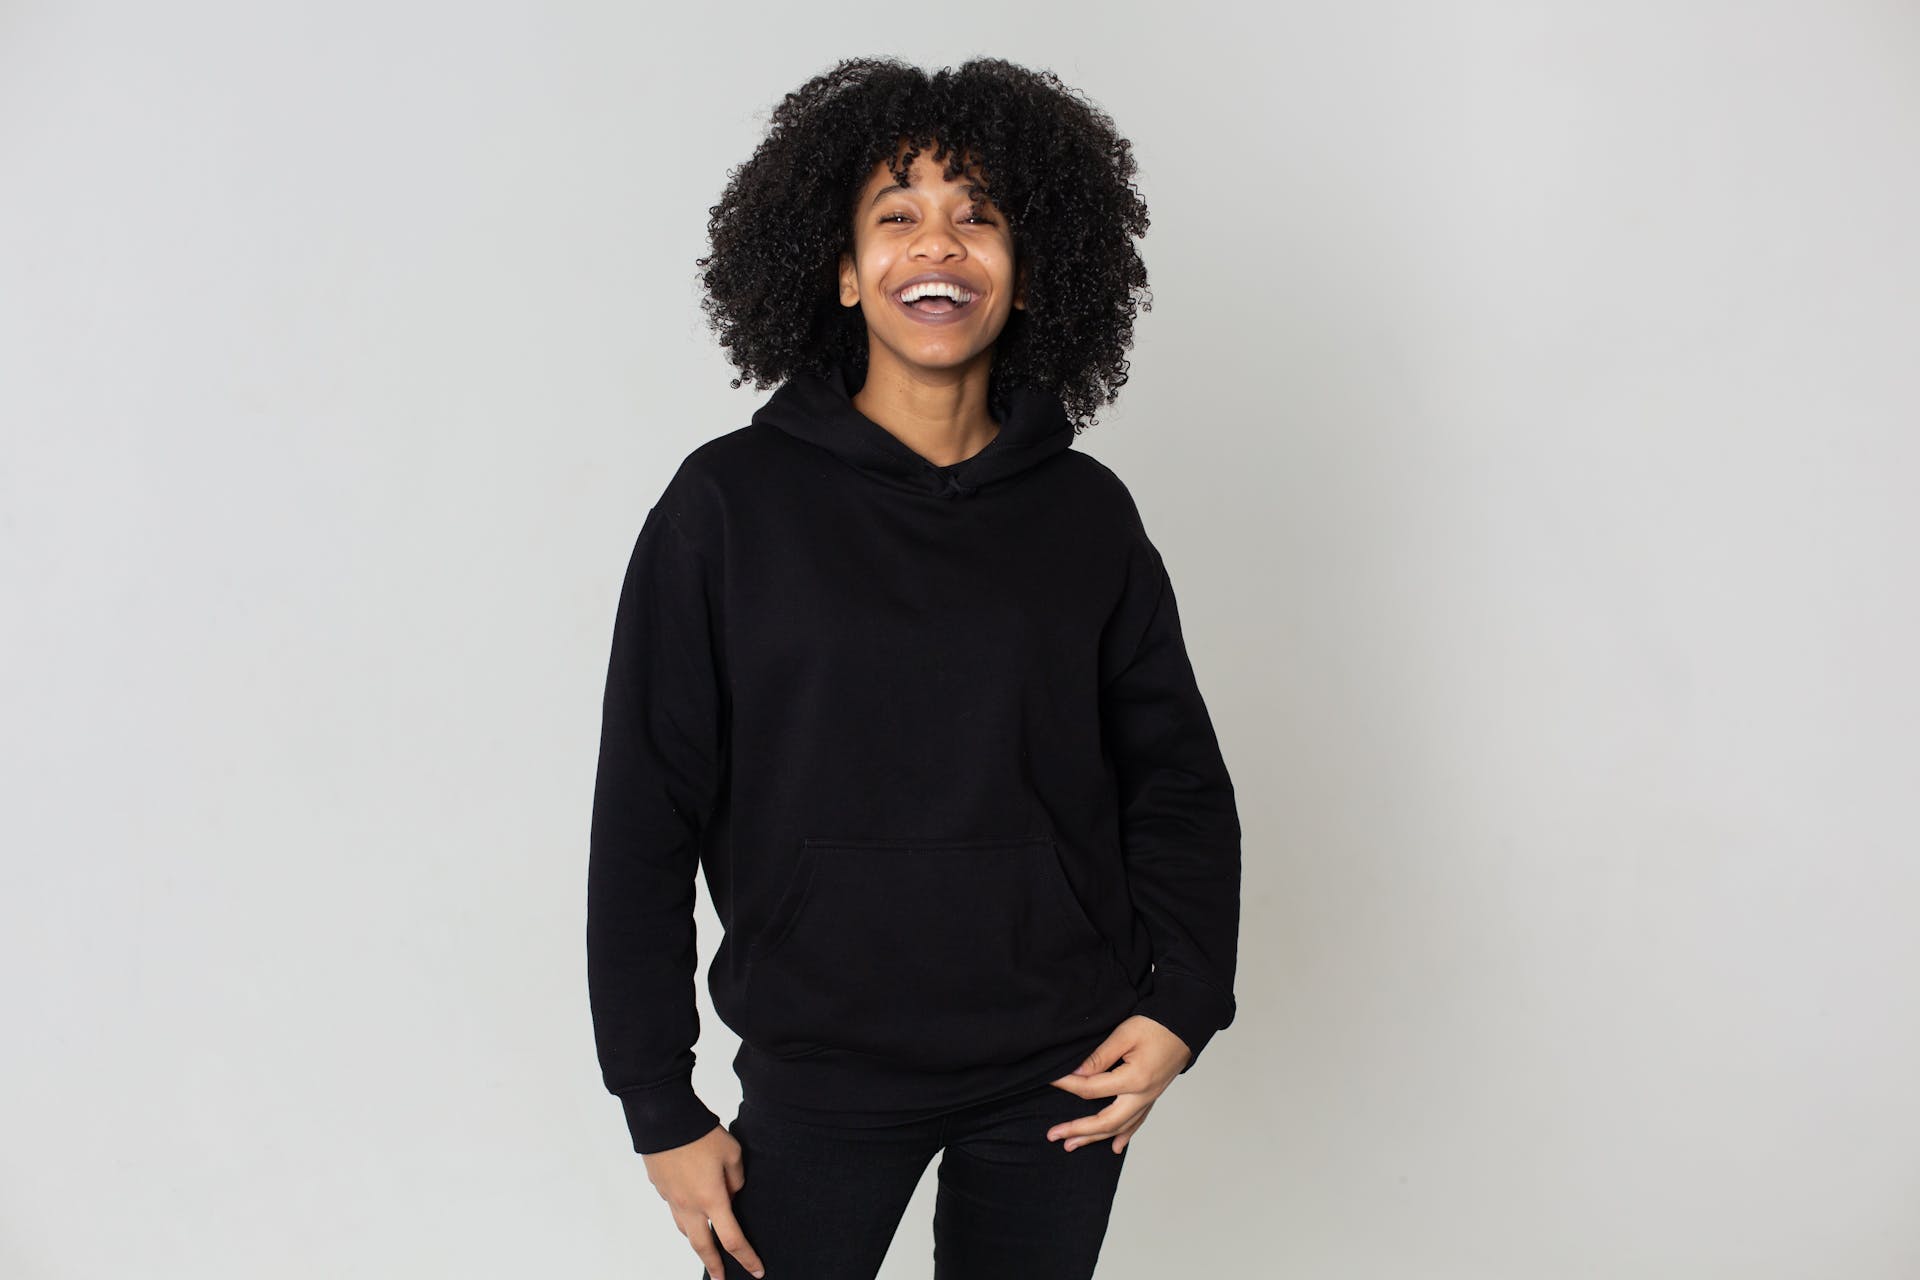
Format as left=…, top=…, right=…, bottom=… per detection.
left=707, top=1077, right=1131, bottom=1280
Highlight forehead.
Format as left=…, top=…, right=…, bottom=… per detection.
left=859, top=142, right=995, bottom=199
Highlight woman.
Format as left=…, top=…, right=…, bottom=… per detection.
left=587, top=56, right=1242, bottom=1280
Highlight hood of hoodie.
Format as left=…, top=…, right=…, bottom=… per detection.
left=751, top=360, right=1075, bottom=500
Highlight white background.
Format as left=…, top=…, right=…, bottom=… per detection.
left=3, top=2, right=1917, bottom=1276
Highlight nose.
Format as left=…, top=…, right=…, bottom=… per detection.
left=908, top=218, right=964, bottom=261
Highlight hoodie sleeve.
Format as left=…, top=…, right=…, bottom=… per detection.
left=1101, top=531, right=1243, bottom=1074
left=587, top=501, right=727, bottom=1155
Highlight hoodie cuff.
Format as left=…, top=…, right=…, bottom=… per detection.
left=618, top=1073, right=723, bottom=1156
left=1131, top=968, right=1235, bottom=1074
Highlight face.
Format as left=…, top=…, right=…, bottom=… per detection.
left=838, top=142, right=1027, bottom=378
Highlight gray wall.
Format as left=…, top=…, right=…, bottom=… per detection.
left=3, top=2, right=1916, bottom=1276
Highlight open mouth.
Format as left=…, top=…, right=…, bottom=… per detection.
left=894, top=286, right=977, bottom=318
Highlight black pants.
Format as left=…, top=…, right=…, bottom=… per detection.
left=708, top=1077, right=1131, bottom=1279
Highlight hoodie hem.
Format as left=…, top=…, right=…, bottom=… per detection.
left=731, top=1023, right=1119, bottom=1127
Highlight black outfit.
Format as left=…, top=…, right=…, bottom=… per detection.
left=587, top=360, right=1242, bottom=1158
left=708, top=1077, right=1130, bottom=1280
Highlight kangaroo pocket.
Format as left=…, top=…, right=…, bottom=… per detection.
left=744, top=833, right=1114, bottom=1067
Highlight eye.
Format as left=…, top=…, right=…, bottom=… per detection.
left=877, top=212, right=997, bottom=226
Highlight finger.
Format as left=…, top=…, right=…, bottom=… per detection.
left=1064, top=1101, right=1154, bottom=1153
left=707, top=1202, right=767, bottom=1279
left=1112, top=1109, right=1150, bottom=1153
left=1051, top=1061, right=1136, bottom=1097
left=1052, top=1037, right=1130, bottom=1088
left=1045, top=1100, right=1116, bottom=1142
left=1047, top=1100, right=1136, bottom=1147
left=1083, top=1109, right=1150, bottom=1155
left=674, top=1210, right=729, bottom=1280
left=1064, top=1123, right=1132, bottom=1152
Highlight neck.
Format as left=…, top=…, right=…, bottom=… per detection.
left=851, top=348, right=1000, bottom=468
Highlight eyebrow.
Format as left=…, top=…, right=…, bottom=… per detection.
left=869, top=184, right=993, bottom=209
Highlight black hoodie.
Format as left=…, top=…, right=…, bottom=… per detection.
left=587, top=361, right=1241, bottom=1155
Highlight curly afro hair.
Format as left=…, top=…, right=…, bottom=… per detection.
left=695, top=56, right=1153, bottom=430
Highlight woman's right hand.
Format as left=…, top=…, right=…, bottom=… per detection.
left=642, top=1124, right=765, bottom=1280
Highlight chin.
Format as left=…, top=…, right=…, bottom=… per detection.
left=888, top=331, right=1009, bottom=365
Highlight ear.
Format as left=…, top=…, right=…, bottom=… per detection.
left=1013, top=259, right=1029, bottom=311
left=838, top=251, right=860, bottom=308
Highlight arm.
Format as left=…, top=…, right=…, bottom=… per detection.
left=587, top=502, right=727, bottom=1154
left=1101, top=535, right=1243, bottom=1074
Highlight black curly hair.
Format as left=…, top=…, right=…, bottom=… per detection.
left=694, top=56, right=1153, bottom=430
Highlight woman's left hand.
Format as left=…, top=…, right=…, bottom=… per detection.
left=1045, top=1014, right=1194, bottom=1154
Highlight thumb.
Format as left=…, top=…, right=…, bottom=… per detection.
left=1058, top=1038, right=1125, bottom=1082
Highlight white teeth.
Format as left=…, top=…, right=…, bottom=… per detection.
left=898, top=281, right=974, bottom=304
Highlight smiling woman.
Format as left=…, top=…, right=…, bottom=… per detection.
left=836, top=140, right=1030, bottom=460
left=692, top=57, right=1152, bottom=434
left=588, top=55, right=1240, bottom=1280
